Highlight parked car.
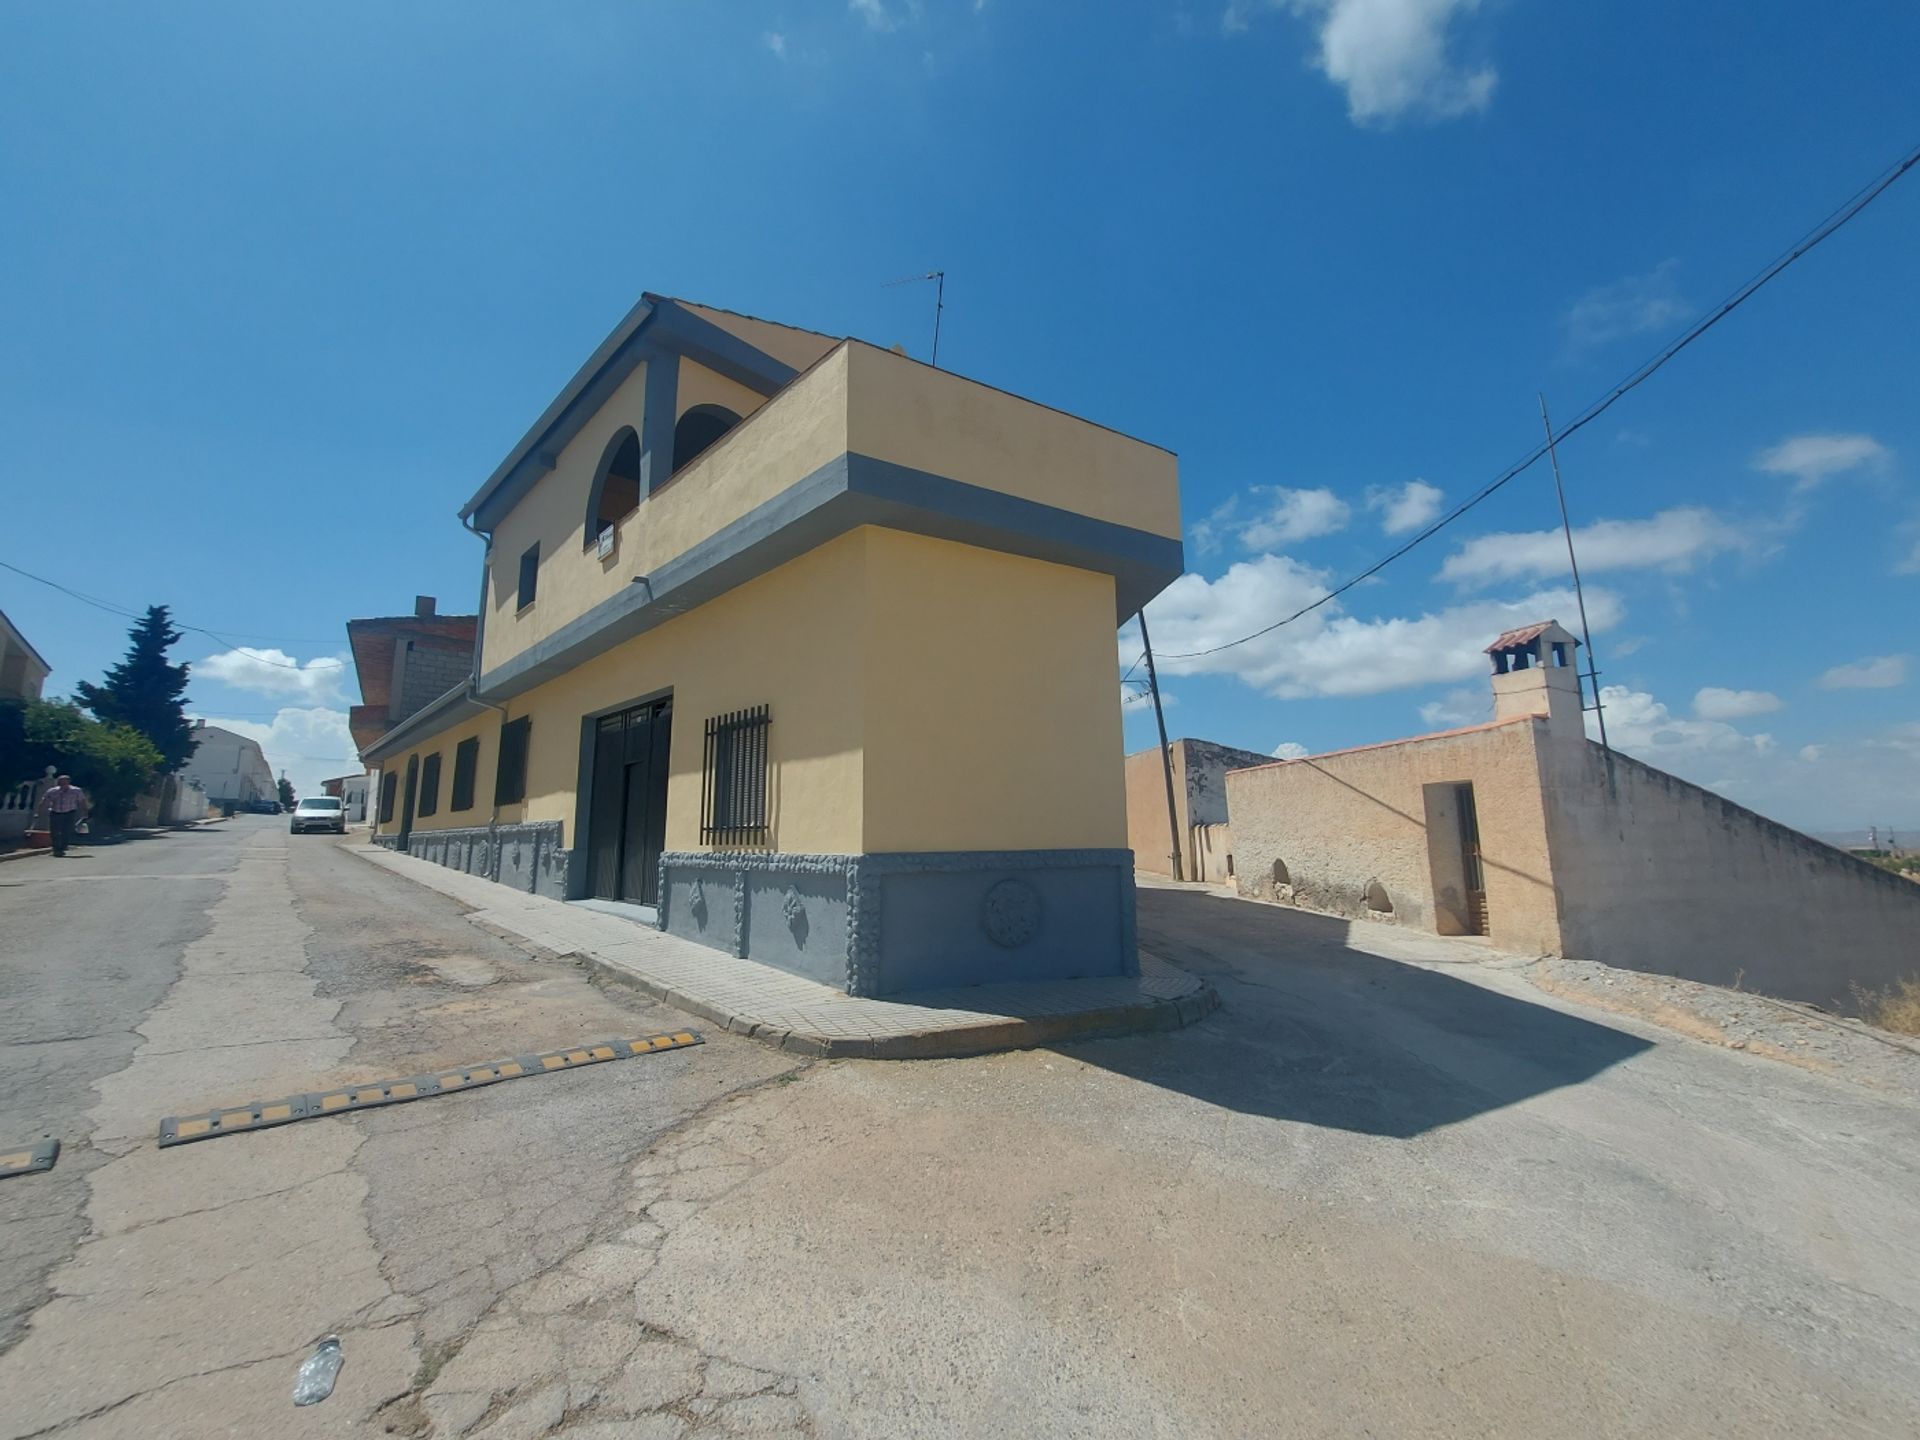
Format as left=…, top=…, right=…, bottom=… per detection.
left=290, top=796, right=347, bottom=834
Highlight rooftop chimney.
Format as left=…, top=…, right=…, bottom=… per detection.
left=1486, top=620, right=1584, bottom=737
left=414, top=596, right=436, bottom=618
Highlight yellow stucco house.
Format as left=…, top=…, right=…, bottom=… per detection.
left=362, top=295, right=1182, bottom=996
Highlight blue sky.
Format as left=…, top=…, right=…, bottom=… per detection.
left=2, top=1, right=1915, bottom=828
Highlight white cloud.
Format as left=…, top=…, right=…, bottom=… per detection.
left=1366, top=478, right=1443, bottom=535
left=1896, top=535, right=1920, bottom=577
left=1580, top=699, right=1920, bottom=831
left=1754, top=432, right=1889, bottom=492
left=1419, top=686, right=1489, bottom=728
left=1271, top=741, right=1310, bottom=759
left=850, top=0, right=913, bottom=30
left=1591, top=686, right=1772, bottom=764
left=1817, top=655, right=1908, bottom=691
left=1194, top=487, right=1350, bottom=554
left=763, top=30, right=788, bottom=58
left=1240, top=487, right=1351, bottom=548
left=1137, top=551, right=1623, bottom=700
left=1692, top=687, right=1783, bottom=721
left=190, top=707, right=358, bottom=801
left=1234, top=0, right=1495, bottom=123
left=1564, top=261, right=1688, bottom=351
left=1438, top=507, right=1748, bottom=589
left=196, top=648, right=348, bottom=705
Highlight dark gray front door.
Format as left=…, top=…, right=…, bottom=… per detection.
left=586, top=698, right=672, bottom=905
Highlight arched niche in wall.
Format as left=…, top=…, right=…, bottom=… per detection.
left=585, top=427, right=642, bottom=547
left=671, top=404, right=742, bottom=475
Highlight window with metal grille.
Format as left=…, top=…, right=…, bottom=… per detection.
left=378, top=770, right=397, bottom=824
left=450, top=736, right=479, bottom=812
left=495, top=716, right=531, bottom=806
left=417, top=752, right=442, bottom=818
left=701, top=705, right=769, bottom=845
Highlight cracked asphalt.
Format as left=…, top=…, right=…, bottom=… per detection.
left=4, top=820, right=1920, bottom=1437
left=0, top=818, right=800, bottom=1438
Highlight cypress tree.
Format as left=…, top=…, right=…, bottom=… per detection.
left=75, top=605, right=199, bottom=772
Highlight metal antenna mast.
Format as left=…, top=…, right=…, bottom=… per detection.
left=1539, top=395, right=1613, bottom=781
left=883, top=270, right=946, bottom=367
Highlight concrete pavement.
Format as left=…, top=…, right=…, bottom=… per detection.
left=4, top=825, right=1919, bottom=1436
left=354, top=844, right=1216, bottom=1058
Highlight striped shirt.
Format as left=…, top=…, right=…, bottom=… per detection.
left=42, top=785, right=85, bottom=814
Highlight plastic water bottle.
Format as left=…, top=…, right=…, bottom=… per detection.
left=292, top=1335, right=343, bottom=1406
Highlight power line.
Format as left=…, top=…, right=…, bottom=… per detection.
left=0, top=558, right=346, bottom=666
left=1160, top=139, right=1920, bottom=662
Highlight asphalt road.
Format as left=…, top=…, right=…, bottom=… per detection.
left=0, top=817, right=797, bottom=1437
left=2, top=822, right=1917, bottom=1437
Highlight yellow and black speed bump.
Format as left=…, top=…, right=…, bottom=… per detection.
left=0, top=1138, right=60, bottom=1180
left=157, top=1032, right=702, bottom=1148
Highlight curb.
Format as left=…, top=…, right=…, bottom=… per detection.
left=361, top=843, right=1221, bottom=1062
left=575, top=949, right=1220, bottom=1061
left=0, top=848, right=49, bottom=866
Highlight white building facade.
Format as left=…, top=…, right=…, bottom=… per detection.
left=178, top=721, right=276, bottom=806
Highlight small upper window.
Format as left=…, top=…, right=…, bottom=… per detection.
left=671, top=405, right=742, bottom=475
left=587, top=428, right=641, bottom=546
left=517, top=544, right=539, bottom=611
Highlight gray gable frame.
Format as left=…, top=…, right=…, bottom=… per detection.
left=460, top=296, right=806, bottom=535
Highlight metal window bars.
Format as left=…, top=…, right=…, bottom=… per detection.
left=701, top=705, right=770, bottom=846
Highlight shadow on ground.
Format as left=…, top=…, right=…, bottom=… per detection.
left=1065, top=886, right=1653, bottom=1139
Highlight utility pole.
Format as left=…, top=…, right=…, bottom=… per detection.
left=1136, top=610, right=1184, bottom=882
left=1540, top=395, right=1613, bottom=787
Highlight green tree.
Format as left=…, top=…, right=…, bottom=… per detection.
left=74, top=606, right=197, bottom=772
left=16, top=699, right=165, bottom=824
left=277, top=775, right=296, bottom=809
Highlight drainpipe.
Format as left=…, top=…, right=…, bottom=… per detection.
left=461, top=515, right=511, bottom=869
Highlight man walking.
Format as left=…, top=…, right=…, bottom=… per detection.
left=35, top=775, right=89, bottom=857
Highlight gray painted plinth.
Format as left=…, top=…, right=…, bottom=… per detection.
left=403, top=821, right=571, bottom=900
left=657, top=848, right=1138, bottom=997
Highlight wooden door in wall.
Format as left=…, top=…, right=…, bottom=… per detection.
left=1455, top=782, right=1490, bottom=936
left=586, top=698, right=673, bottom=907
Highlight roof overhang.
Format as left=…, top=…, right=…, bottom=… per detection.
left=0, top=609, right=51, bottom=674
left=360, top=683, right=488, bottom=765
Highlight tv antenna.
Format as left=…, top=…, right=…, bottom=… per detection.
left=884, top=269, right=945, bottom=367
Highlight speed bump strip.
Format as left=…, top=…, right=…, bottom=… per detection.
left=0, top=1138, right=60, bottom=1179
left=156, top=1031, right=703, bottom=1147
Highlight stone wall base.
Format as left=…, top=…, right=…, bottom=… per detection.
left=401, top=821, right=570, bottom=900
left=657, top=849, right=1138, bottom=997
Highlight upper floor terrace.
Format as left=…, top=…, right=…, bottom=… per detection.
left=460, top=296, right=1183, bottom=702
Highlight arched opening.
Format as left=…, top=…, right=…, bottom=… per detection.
left=1271, top=858, right=1290, bottom=888
left=672, top=405, right=742, bottom=475
left=1364, top=878, right=1394, bottom=914
left=586, top=428, right=641, bottom=547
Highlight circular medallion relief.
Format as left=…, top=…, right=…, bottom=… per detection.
left=980, top=878, right=1043, bottom=949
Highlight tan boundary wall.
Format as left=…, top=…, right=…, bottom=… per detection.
left=1125, top=737, right=1272, bottom=880
left=1224, top=718, right=1566, bottom=956
left=1541, top=741, right=1920, bottom=1013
